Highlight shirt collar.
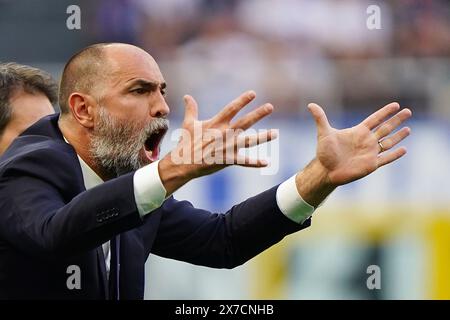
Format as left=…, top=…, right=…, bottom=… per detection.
left=77, top=154, right=104, bottom=190
left=63, top=136, right=104, bottom=190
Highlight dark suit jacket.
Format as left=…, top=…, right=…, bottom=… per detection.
left=0, top=114, right=310, bottom=299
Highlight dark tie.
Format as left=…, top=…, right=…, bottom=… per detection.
left=96, top=246, right=109, bottom=300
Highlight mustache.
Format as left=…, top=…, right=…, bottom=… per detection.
left=91, top=107, right=170, bottom=177
left=142, top=117, right=169, bottom=141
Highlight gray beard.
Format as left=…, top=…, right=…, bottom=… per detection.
left=90, top=106, right=169, bottom=177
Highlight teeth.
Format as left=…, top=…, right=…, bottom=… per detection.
left=143, top=147, right=152, bottom=155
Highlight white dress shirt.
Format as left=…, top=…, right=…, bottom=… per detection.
left=76, top=157, right=316, bottom=277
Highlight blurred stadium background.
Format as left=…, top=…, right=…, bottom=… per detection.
left=1, top=0, right=450, bottom=299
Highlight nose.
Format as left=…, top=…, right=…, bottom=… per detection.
left=150, top=94, right=170, bottom=118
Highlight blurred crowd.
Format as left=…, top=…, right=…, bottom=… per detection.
left=90, top=0, right=450, bottom=118
left=94, top=0, right=450, bottom=59
left=2, top=0, right=450, bottom=118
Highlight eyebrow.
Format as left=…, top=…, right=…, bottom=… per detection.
left=126, top=79, right=166, bottom=91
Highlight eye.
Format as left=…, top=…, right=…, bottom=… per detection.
left=131, top=87, right=147, bottom=95
left=160, top=89, right=167, bottom=97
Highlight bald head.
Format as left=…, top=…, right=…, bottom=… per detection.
left=58, top=43, right=169, bottom=179
left=58, top=43, right=158, bottom=116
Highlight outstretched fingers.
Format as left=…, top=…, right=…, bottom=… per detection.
left=230, top=103, right=274, bottom=130
left=183, top=95, right=198, bottom=124
left=362, top=102, right=400, bottom=130
left=212, top=90, right=256, bottom=124
left=369, top=104, right=411, bottom=168
left=377, top=147, right=407, bottom=168
left=307, top=103, right=332, bottom=137
left=236, top=129, right=278, bottom=148
left=231, top=130, right=278, bottom=168
left=375, top=108, right=412, bottom=140
left=235, top=155, right=269, bottom=168
left=378, top=127, right=411, bottom=152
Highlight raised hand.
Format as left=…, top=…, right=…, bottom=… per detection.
left=308, top=102, right=411, bottom=186
left=159, top=91, right=278, bottom=195
left=294, top=102, right=412, bottom=208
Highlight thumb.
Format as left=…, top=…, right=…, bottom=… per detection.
left=307, top=103, right=331, bottom=137
left=183, top=95, right=198, bottom=124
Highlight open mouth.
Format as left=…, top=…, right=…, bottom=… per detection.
left=143, top=128, right=168, bottom=162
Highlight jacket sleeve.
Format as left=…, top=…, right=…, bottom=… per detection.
left=0, top=146, right=143, bottom=260
left=148, top=186, right=311, bottom=269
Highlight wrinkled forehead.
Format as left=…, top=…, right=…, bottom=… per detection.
left=103, top=46, right=165, bottom=87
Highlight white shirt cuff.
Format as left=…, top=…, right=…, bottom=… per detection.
left=276, top=174, right=315, bottom=224
left=133, top=160, right=167, bottom=218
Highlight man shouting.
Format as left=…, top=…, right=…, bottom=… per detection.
left=0, top=43, right=411, bottom=299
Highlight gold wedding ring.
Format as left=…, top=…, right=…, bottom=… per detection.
left=378, top=140, right=385, bottom=153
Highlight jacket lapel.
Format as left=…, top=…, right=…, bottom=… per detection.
left=109, top=235, right=121, bottom=300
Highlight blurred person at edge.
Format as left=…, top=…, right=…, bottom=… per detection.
left=0, top=43, right=411, bottom=299
left=0, top=62, right=56, bottom=155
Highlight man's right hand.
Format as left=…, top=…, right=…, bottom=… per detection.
left=158, top=91, right=278, bottom=196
